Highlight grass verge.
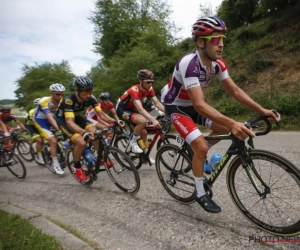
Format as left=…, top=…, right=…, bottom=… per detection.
left=0, top=209, right=63, bottom=250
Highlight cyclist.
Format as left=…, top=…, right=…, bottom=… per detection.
left=55, top=76, right=122, bottom=181
left=116, top=69, right=165, bottom=164
left=85, top=92, right=120, bottom=129
left=162, top=16, right=280, bottom=213
left=24, top=98, right=44, bottom=164
left=34, top=83, right=65, bottom=175
left=0, top=106, right=27, bottom=148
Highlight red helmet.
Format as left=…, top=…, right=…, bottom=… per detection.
left=137, top=69, right=154, bottom=80
left=192, top=16, right=228, bottom=41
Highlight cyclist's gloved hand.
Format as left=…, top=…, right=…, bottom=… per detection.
left=82, top=131, right=91, bottom=142
left=4, top=132, right=10, bottom=137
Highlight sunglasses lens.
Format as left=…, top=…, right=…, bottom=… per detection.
left=209, top=37, right=223, bottom=45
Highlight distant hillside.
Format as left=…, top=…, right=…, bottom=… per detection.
left=0, top=99, right=17, bottom=105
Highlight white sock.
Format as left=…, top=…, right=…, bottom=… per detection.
left=38, top=154, right=43, bottom=161
left=194, top=176, right=205, bottom=198
left=52, top=157, right=59, bottom=165
left=130, top=134, right=138, bottom=144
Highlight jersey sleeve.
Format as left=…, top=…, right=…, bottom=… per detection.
left=179, top=55, right=201, bottom=90
left=40, top=97, right=51, bottom=114
left=127, top=86, right=140, bottom=100
left=216, top=58, right=229, bottom=81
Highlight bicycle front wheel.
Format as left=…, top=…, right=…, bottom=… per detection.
left=227, top=149, right=300, bottom=236
left=16, top=138, right=33, bottom=161
left=155, top=144, right=195, bottom=204
left=104, top=147, right=140, bottom=194
left=114, top=135, right=143, bottom=170
left=4, top=150, right=26, bottom=179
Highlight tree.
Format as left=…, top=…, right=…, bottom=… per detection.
left=14, top=61, right=75, bottom=111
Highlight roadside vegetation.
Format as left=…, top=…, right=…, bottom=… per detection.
left=0, top=209, right=63, bottom=250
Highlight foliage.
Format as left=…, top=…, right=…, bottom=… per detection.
left=14, top=61, right=75, bottom=111
left=0, top=209, right=63, bottom=250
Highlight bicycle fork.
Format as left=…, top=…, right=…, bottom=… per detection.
left=241, top=152, right=271, bottom=199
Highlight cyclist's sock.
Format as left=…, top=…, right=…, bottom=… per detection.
left=52, top=157, right=59, bottom=165
left=38, top=153, right=43, bottom=161
left=194, top=176, right=205, bottom=198
left=130, top=133, right=138, bottom=144
left=74, top=161, right=81, bottom=168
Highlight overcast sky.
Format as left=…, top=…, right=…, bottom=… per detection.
left=0, top=0, right=222, bottom=100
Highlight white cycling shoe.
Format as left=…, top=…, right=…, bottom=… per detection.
left=129, top=142, right=143, bottom=153
left=53, top=164, right=64, bottom=175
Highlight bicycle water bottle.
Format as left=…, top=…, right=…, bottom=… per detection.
left=62, top=139, right=70, bottom=148
left=83, top=149, right=94, bottom=163
left=204, top=152, right=222, bottom=174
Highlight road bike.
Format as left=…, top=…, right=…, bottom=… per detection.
left=41, top=131, right=68, bottom=173
left=114, top=124, right=181, bottom=170
left=0, top=135, right=26, bottom=179
left=65, top=124, right=140, bottom=194
left=155, top=116, right=300, bottom=236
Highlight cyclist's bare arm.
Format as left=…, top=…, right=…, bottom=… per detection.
left=96, top=109, right=114, bottom=124
left=111, top=108, right=120, bottom=121
left=45, top=113, right=59, bottom=131
left=151, top=96, right=165, bottom=113
left=15, top=119, right=26, bottom=130
left=134, top=99, right=157, bottom=123
left=96, top=115, right=110, bottom=127
left=187, top=86, right=254, bottom=140
left=222, top=77, right=280, bottom=121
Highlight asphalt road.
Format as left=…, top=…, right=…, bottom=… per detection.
left=1, top=131, right=300, bottom=250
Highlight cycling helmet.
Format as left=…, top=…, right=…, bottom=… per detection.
left=73, top=76, right=94, bottom=90
left=33, top=98, right=41, bottom=106
left=192, top=16, right=227, bottom=41
left=99, top=92, right=111, bottom=100
left=1, top=106, right=11, bottom=112
left=137, top=69, right=154, bottom=80
left=49, top=83, right=65, bottom=92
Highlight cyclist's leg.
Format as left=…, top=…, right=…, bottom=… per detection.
left=196, top=116, right=230, bottom=147
left=34, top=120, right=63, bottom=174
left=165, top=105, right=221, bottom=213
left=116, top=106, right=145, bottom=153
left=26, top=124, right=44, bottom=163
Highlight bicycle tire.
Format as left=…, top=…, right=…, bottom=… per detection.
left=157, top=117, right=171, bottom=134
left=104, top=146, right=140, bottom=194
left=16, top=138, right=33, bottom=162
left=31, top=141, right=44, bottom=165
left=114, top=135, right=143, bottom=170
left=4, top=150, right=26, bottom=179
left=227, top=149, right=300, bottom=236
left=65, top=148, right=94, bottom=186
left=41, top=142, right=56, bottom=173
left=155, top=144, right=195, bottom=204
left=157, top=134, right=193, bottom=160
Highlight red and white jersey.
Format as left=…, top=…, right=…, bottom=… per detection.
left=163, top=50, right=229, bottom=106
left=85, top=101, right=114, bottom=121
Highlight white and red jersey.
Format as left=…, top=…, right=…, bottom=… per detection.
left=85, top=101, right=114, bottom=121
left=163, top=50, right=229, bottom=106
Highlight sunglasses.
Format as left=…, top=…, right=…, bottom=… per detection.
left=144, top=80, right=154, bottom=84
left=200, top=35, right=226, bottom=45
left=53, top=92, right=64, bottom=97
left=81, top=90, right=92, bottom=95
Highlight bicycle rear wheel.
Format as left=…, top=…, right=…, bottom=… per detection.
left=155, top=144, right=195, bottom=204
left=104, top=147, right=140, bottom=194
left=227, top=149, right=300, bottom=236
left=16, top=138, right=33, bottom=161
left=41, top=142, right=55, bottom=173
left=4, top=151, right=26, bottom=179
left=65, top=148, right=94, bottom=186
left=114, top=135, right=143, bottom=170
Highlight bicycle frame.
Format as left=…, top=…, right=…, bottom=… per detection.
left=175, top=116, right=274, bottom=194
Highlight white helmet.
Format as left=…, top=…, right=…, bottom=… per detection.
left=49, top=83, right=65, bottom=92
left=33, top=98, right=41, bottom=106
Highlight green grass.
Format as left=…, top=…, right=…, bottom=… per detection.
left=0, top=209, right=64, bottom=250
